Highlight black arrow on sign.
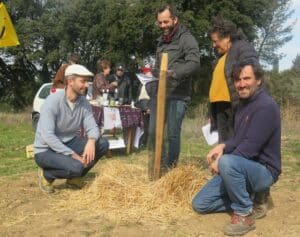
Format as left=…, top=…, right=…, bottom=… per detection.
left=0, top=26, right=5, bottom=39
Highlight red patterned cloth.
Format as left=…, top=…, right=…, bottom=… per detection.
left=119, top=106, right=143, bottom=128
left=91, top=105, right=143, bottom=129
left=92, top=106, right=103, bottom=128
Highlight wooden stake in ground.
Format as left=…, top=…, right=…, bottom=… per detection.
left=153, top=53, right=168, bottom=180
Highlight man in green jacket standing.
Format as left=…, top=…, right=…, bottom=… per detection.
left=149, top=3, right=200, bottom=176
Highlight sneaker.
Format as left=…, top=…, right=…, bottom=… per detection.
left=37, top=168, right=54, bottom=193
left=66, top=177, right=84, bottom=189
left=224, top=213, right=255, bottom=236
left=253, top=190, right=274, bottom=219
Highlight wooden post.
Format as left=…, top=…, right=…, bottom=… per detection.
left=126, top=127, right=133, bottom=155
left=153, top=53, right=168, bottom=180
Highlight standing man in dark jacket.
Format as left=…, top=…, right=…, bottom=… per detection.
left=192, top=60, right=281, bottom=236
left=150, top=3, right=200, bottom=175
left=113, top=63, right=132, bottom=105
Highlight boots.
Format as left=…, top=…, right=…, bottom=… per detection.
left=38, top=168, right=54, bottom=193
left=252, top=188, right=274, bottom=219
left=224, top=213, right=255, bottom=236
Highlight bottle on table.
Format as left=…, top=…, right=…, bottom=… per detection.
left=114, top=88, right=119, bottom=105
left=103, top=89, right=109, bottom=106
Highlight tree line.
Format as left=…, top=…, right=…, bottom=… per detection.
left=0, top=0, right=299, bottom=111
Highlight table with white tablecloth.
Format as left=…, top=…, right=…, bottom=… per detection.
left=91, top=105, right=143, bottom=154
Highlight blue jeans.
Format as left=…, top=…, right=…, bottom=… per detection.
left=192, top=154, right=274, bottom=215
left=162, top=100, right=187, bottom=168
left=35, top=136, right=109, bottom=182
left=148, top=99, right=187, bottom=169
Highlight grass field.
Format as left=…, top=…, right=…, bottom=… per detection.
left=0, top=112, right=36, bottom=178
left=0, top=105, right=299, bottom=237
left=0, top=104, right=299, bottom=178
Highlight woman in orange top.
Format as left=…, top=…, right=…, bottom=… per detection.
left=208, top=17, right=258, bottom=142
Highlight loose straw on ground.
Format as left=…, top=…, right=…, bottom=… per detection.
left=57, top=156, right=209, bottom=223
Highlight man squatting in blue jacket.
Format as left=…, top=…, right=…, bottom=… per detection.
left=192, top=60, right=281, bottom=236
left=34, top=64, right=109, bottom=193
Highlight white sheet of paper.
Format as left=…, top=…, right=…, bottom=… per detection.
left=108, top=138, right=126, bottom=149
left=201, top=123, right=219, bottom=146
left=136, top=73, right=157, bottom=85
left=134, top=126, right=144, bottom=148
left=103, top=107, right=122, bottom=130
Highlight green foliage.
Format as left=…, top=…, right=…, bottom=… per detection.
left=266, top=54, right=300, bottom=103
left=264, top=55, right=300, bottom=106
left=265, top=70, right=294, bottom=104
left=254, top=0, right=294, bottom=65
left=292, top=54, right=300, bottom=74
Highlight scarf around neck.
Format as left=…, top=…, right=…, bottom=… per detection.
left=162, top=23, right=179, bottom=43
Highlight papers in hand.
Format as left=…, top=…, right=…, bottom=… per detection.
left=133, top=126, right=144, bottom=149
left=202, top=123, right=219, bottom=146
left=136, top=73, right=157, bottom=85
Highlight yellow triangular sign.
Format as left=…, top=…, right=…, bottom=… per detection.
left=0, top=2, right=20, bottom=47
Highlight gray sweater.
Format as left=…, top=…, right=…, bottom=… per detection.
left=34, top=90, right=100, bottom=155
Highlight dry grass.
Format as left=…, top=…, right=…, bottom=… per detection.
left=55, top=102, right=299, bottom=224
left=0, top=111, right=32, bottom=125
left=281, top=101, right=300, bottom=135
left=57, top=156, right=209, bottom=223
left=183, top=103, right=208, bottom=139
left=183, top=101, right=300, bottom=138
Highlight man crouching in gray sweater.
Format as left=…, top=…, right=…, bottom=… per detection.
left=34, top=64, right=109, bottom=193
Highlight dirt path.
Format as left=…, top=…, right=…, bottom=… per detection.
left=1, top=170, right=299, bottom=237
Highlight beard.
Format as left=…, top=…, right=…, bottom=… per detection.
left=163, top=25, right=175, bottom=35
left=74, top=87, right=87, bottom=97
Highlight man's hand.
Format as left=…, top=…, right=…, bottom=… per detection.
left=82, top=139, right=96, bottom=165
left=208, top=156, right=221, bottom=175
left=167, top=70, right=176, bottom=79
left=206, top=143, right=225, bottom=174
left=110, top=81, right=118, bottom=87
left=72, top=152, right=87, bottom=167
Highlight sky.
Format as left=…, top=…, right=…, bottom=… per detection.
left=278, top=0, right=300, bottom=71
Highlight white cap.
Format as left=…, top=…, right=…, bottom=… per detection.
left=65, top=64, right=94, bottom=77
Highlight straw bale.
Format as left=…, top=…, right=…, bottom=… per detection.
left=57, top=158, right=209, bottom=223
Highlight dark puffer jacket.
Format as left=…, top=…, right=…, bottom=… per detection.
left=155, top=24, right=200, bottom=102
left=113, top=74, right=132, bottom=105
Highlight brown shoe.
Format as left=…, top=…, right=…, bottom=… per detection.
left=253, top=190, right=274, bottom=219
left=224, top=213, right=255, bottom=236
left=66, top=177, right=84, bottom=189
left=38, top=168, right=54, bottom=193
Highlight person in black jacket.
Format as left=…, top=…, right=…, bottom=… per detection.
left=113, top=63, right=132, bottom=105
left=208, top=16, right=258, bottom=143
left=149, top=3, right=200, bottom=176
